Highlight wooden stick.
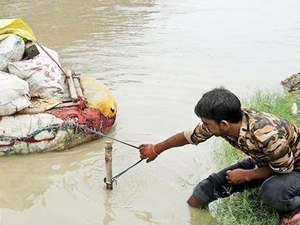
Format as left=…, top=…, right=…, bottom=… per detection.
left=66, top=70, right=78, bottom=101
left=72, top=71, right=84, bottom=98
left=105, top=141, right=113, bottom=190
left=74, top=78, right=84, bottom=97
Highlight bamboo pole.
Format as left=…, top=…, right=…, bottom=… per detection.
left=71, top=71, right=84, bottom=98
left=73, top=77, right=84, bottom=98
left=105, top=141, right=113, bottom=190
left=66, top=69, right=78, bottom=101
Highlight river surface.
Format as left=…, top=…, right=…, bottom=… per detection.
left=1, top=0, right=300, bottom=225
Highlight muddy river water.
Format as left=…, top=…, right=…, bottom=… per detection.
left=1, top=0, right=300, bottom=224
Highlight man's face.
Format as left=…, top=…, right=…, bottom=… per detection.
left=201, top=117, right=226, bottom=137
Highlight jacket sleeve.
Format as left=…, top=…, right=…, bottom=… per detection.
left=184, top=123, right=213, bottom=145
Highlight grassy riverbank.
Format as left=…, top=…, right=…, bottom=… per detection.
left=212, top=88, right=300, bottom=225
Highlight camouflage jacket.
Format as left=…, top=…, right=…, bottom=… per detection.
left=184, top=108, right=300, bottom=173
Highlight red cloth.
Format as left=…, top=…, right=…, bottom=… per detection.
left=47, top=106, right=115, bottom=134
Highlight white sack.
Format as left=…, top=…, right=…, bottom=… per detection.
left=7, top=44, right=64, bottom=98
left=0, top=34, right=25, bottom=71
left=0, top=70, right=29, bottom=104
left=0, top=96, right=31, bottom=116
left=0, top=71, right=30, bottom=115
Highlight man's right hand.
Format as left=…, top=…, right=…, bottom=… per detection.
left=139, top=144, right=159, bottom=163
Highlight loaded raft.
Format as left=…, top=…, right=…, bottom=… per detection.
left=0, top=18, right=117, bottom=156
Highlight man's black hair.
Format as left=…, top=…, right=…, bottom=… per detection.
left=194, top=87, right=243, bottom=123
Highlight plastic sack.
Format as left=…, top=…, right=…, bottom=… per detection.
left=7, top=44, right=64, bottom=98
left=0, top=96, right=31, bottom=116
left=80, top=76, right=117, bottom=118
left=0, top=18, right=36, bottom=41
left=0, top=113, right=65, bottom=155
left=0, top=71, right=29, bottom=104
left=0, top=34, right=25, bottom=71
left=0, top=111, right=104, bottom=156
left=0, top=71, right=30, bottom=115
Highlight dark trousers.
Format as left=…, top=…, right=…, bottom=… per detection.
left=193, top=158, right=300, bottom=217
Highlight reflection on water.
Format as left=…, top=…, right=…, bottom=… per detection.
left=1, top=0, right=300, bottom=224
left=0, top=143, right=104, bottom=211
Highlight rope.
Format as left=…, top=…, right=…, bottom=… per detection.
left=76, top=125, right=143, bottom=183
left=103, top=158, right=144, bottom=183
left=35, top=42, right=67, bottom=75
left=77, top=125, right=139, bottom=149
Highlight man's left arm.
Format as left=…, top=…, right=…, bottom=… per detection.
left=227, top=131, right=294, bottom=185
left=226, top=166, right=274, bottom=185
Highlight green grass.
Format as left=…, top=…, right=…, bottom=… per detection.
left=212, top=88, right=300, bottom=225
left=243, top=88, right=300, bottom=126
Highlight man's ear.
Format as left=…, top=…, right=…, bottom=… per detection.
left=219, top=120, right=230, bottom=131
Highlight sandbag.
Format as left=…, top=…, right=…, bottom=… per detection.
left=0, top=34, right=25, bottom=71
left=0, top=96, right=31, bottom=116
left=0, top=71, right=29, bottom=104
left=0, top=113, right=65, bottom=155
left=0, top=71, right=30, bottom=115
left=80, top=76, right=117, bottom=118
left=7, top=44, right=64, bottom=98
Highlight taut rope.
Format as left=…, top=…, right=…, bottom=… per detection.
left=77, top=125, right=144, bottom=182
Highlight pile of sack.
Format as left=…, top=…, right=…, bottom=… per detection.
left=0, top=18, right=65, bottom=116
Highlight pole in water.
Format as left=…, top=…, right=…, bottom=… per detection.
left=105, top=141, right=113, bottom=190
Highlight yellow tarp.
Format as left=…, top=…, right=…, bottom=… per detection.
left=0, top=18, right=36, bottom=41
